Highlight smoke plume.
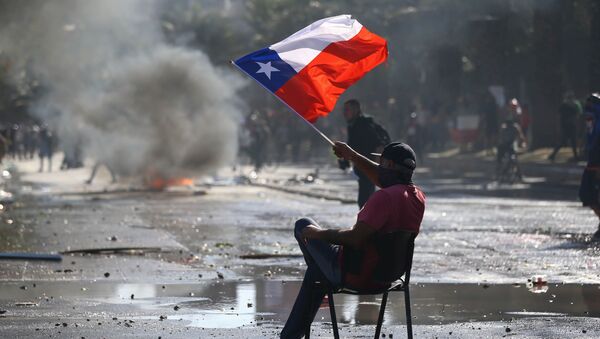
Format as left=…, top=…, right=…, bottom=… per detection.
left=0, top=0, right=242, bottom=177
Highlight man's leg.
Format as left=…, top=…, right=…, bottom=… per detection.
left=548, top=133, right=566, bottom=161
left=281, top=218, right=341, bottom=339
left=281, top=264, right=327, bottom=339
left=496, top=145, right=508, bottom=177
left=548, top=146, right=559, bottom=161
left=86, top=163, right=100, bottom=184
left=295, top=219, right=341, bottom=284
left=107, top=164, right=118, bottom=183
left=568, top=132, right=578, bottom=159
left=513, top=151, right=524, bottom=181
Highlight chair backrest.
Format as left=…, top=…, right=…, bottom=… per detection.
left=372, top=230, right=417, bottom=284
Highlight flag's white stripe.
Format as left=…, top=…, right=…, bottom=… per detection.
left=270, top=15, right=363, bottom=73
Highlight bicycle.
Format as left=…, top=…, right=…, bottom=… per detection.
left=496, top=144, right=523, bottom=184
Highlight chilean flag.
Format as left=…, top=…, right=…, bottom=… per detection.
left=233, top=15, right=388, bottom=123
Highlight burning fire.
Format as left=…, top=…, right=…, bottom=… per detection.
left=146, top=175, right=194, bottom=190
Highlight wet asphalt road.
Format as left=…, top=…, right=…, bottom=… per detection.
left=0, top=159, right=599, bottom=338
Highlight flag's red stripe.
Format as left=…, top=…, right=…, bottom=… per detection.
left=275, top=27, right=388, bottom=123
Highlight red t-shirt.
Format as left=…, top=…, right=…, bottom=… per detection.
left=357, top=184, right=425, bottom=233
left=342, top=184, right=426, bottom=289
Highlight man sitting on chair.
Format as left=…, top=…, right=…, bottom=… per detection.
left=280, top=141, right=426, bottom=339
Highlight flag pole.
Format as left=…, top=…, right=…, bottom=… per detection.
left=230, top=60, right=334, bottom=146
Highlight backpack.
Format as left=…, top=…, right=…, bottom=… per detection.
left=369, top=119, right=391, bottom=147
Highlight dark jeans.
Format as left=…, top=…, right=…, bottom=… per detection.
left=356, top=169, right=375, bottom=209
left=280, top=218, right=342, bottom=339
left=549, top=129, right=578, bottom=160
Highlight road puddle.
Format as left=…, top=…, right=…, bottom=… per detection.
left=0, top=281, right=599, bottom=328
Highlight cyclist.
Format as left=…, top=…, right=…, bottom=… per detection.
left=496, top=113, right=527, bottom=182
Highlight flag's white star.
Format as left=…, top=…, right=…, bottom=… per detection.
left=256, top=61, right=279, bottom=80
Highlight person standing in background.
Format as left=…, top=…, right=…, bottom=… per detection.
left=339, top=99, right=390, bottom=208
left=38, top=126, right=54, bottom=172
left=579, top=94, right=600, bottom=239
left=549, top=91, right=581, bottom=162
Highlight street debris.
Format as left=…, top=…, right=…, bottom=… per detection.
left=215, top=242, right=234, bottom=249
left=0, top=252, right=62, bottom=261
left=2, top=169, right=12, bottom=180
left=239, top=253, right=302, bottom=259
left=61, top=247, right=162, bottom=255
left=527, top=276, right=548, bottom=293
left=0, top=190, right=14, bottom=204
left=286, top=170, right=321, bottom=185
left=14, top=302, right=38, bottom=307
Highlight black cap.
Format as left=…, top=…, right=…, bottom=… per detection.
left=373, top=142, right=416, bottom=170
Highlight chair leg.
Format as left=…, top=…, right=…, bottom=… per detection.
left=404, top=287, right=413, bottom=339
left=327, top=291, right=340, bottom=339
left=374, top=291, right=388, bottom=339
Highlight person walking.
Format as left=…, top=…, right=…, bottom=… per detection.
left=86, top=162, right=117, bottom=184
left=549, top=91, right=581, bottom=161
left=339, top=99, right=390, bottom=208
left=37, top=126, right=53, bottom=172
left=579, top=93, right=600, bottom=239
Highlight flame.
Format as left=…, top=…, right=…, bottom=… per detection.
left=147, top=175, right=194, bottom=190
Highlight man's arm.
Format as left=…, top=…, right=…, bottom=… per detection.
left=301, top=221, right=376, bottom=249
left=332, top=141, right=381, bottom=187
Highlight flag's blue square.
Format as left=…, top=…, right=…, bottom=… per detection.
left=234, top=48, right=297, bottom=93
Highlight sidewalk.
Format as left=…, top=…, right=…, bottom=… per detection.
left=236, top=146, right=585, bottom=206
left=427, top=146, right=585, bottom=184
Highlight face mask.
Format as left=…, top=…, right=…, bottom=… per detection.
left=378, top=166, right=402, bottom=188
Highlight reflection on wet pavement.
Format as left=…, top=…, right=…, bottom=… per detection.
left=1, top=281, right=599, bottom=328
